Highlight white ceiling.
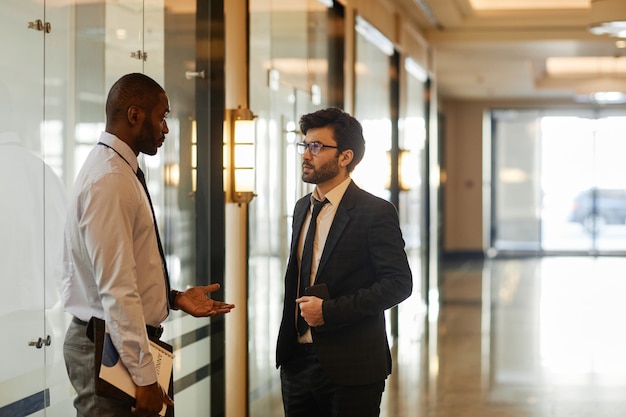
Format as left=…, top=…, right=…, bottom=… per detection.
left=402, top=0, right=626, bottom=102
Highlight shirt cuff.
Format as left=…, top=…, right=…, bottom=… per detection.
left=169, top=289, right=182, bottom=310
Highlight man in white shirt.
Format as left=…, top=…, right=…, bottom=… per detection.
left=61, top=73, right=234, bottom=417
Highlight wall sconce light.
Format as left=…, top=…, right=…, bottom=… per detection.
left=163, top=163, right=180, bottom=187
left=399, top=150, right=420, bottom=191
left=386, top=149, right=415, bottom=192
left=224, top=107, right=257, bottom=204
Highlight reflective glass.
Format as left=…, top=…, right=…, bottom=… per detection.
left=248, top=1, right=334, bottom=415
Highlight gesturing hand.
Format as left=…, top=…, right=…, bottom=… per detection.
left=174, top=284, right=235, bottom=317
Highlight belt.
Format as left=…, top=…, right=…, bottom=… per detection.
left=72, top=316, right=164, bottom=340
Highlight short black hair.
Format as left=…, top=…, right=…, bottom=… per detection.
left=299, top=107, right=365, bottom=172
left=105, top=73, right=165, bottom=123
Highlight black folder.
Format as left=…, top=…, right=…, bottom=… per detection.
left=87, top=317, right=174, bottom=417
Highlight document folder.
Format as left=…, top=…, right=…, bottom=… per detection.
left=87, top=317, right=174, bottom=417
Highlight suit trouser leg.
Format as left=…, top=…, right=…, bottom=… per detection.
left=280, top=344, right=385, bottom=417
left=63, top=320, right=134, bottom=417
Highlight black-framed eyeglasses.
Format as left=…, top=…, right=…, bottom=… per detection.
left=296, top=141, right=339, bottom=156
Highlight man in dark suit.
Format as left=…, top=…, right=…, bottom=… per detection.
left=276, top=107, right=413, bottom=417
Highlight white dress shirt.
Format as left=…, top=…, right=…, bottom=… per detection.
left=61, top=132, right=168, bottom=386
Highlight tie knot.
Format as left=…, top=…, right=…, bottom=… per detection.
left=312, top=198, right=329, bottom=217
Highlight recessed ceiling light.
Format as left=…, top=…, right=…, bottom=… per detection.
left=589, top=0, right=626, bottom=38
left=469, top=0, right=588, bottom=10
left=589, top=21, right=626, bottom=38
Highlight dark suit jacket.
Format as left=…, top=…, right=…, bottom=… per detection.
left=276, top=180, right=412, bottom=386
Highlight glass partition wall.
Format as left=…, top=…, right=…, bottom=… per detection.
left=353, top=15, right=429, bottom=342
left=248, top=1, right=335, bottom=415
left=248, top=2, right=429, bottom=414
left=492, top=108, right=626, bottom=255
left=0, top=1, right=222, bottom=415
left=1, top=2, right=58, bottom=414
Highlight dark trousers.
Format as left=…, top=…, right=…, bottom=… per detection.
left=280, top=344, right=385, bottom=417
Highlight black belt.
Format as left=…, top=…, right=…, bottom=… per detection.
left=72, top=316, right=164, bottom=340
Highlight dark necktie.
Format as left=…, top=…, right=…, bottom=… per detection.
left=297, top=198, right=329, bottom=335
left=136, top=167, right=172, bottom=308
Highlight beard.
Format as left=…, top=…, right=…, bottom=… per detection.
left=137, top=117, right=160, bottom=156
left=302, top=156, right=340, bottom=184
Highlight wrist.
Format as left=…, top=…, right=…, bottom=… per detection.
left=169, top=289, right=182, bottom=310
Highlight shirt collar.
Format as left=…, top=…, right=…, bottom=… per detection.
left=99, top=131, right=139, bottom=173
left=311, top=176, right=352, bottom=207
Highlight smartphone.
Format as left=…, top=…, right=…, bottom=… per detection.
left=305, top=283, right=330, bottom=300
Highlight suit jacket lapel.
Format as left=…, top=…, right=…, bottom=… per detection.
left=315, top=181, right=358, bottom=282
left=291, top=196, right=310, bottom=258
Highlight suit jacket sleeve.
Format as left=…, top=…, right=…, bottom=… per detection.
left=315, top=188, right=412, bottom=332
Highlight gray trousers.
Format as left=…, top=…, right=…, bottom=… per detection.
left=63, top=320, right=135, bottom=417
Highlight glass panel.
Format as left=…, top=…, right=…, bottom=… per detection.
left=540, top=111, right=595, bottom=252
left=43, top=0, right=75, bottom=414
left=592, top=115, right=626, bottom=252
left=492, top=110, right=542, bottom=251
left=3, top=0, right=207, bottom=414
left=397, top=61, right=427, bottom=343
left=148, top=1, right=209, bottom=414
left=248, top=1, right=332, bottom=415
left=0, top=1, right=48, bottom=415
left=353, top=17, right=391, bottom=201
left=493, top=108, right=626, bottom=254
left=248, top=2, right=289, bottom=413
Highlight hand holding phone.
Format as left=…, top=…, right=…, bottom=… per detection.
left=305, top=283, right=330, bottom=300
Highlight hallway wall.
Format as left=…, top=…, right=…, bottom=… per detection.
left=442, top=100, right=484, bottom=252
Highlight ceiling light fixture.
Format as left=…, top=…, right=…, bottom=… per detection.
left=589, top=0, right=626, bottom=38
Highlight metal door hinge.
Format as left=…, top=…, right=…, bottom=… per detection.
left=131, top=50, right=148, bottom=61
left=27, top=20, right=51, bottom=33
left=28, top=335, right=51, bottom=349
left=28, top=19, right=43, bottom=31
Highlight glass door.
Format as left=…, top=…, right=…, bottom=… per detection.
left=43, top=0, right=76, bottom=414
left=591, top=113, right=626, bottom=252
left=353, top=16, right=393, bottom=200
left=492, top=110, right=543, bottom=252
left=397, top=58, right=428, bottom=346
left=0, top=1, right=51, bottom=415
left=539, top=111, right=596, bottom=252
left=492, top=109, right=626, bottom=254
left=248, top=1, right=333, bottom=415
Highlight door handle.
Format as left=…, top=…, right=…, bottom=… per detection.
left=185, top=70, right=205, bottom=79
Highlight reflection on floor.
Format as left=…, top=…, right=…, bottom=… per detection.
left=253, top=256, right=626, bottom=416
left=383, top=256, right=626, bottom=417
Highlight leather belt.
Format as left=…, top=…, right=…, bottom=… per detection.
left=72, top=316, right=164, bottom=340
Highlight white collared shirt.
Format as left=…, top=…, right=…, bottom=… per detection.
left=297, top=176, right=352, bottom=343
left=61, top=131, right=167, bottom=386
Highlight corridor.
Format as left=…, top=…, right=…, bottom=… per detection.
left=381, top=255, right=626, bottom=417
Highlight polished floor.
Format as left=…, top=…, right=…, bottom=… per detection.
left=254, top=256, right=626, bottom=416
left=382, top=255, right=626, bottom=417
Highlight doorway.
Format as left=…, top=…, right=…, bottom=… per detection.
left=492, top=109, right=626, bottom=254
